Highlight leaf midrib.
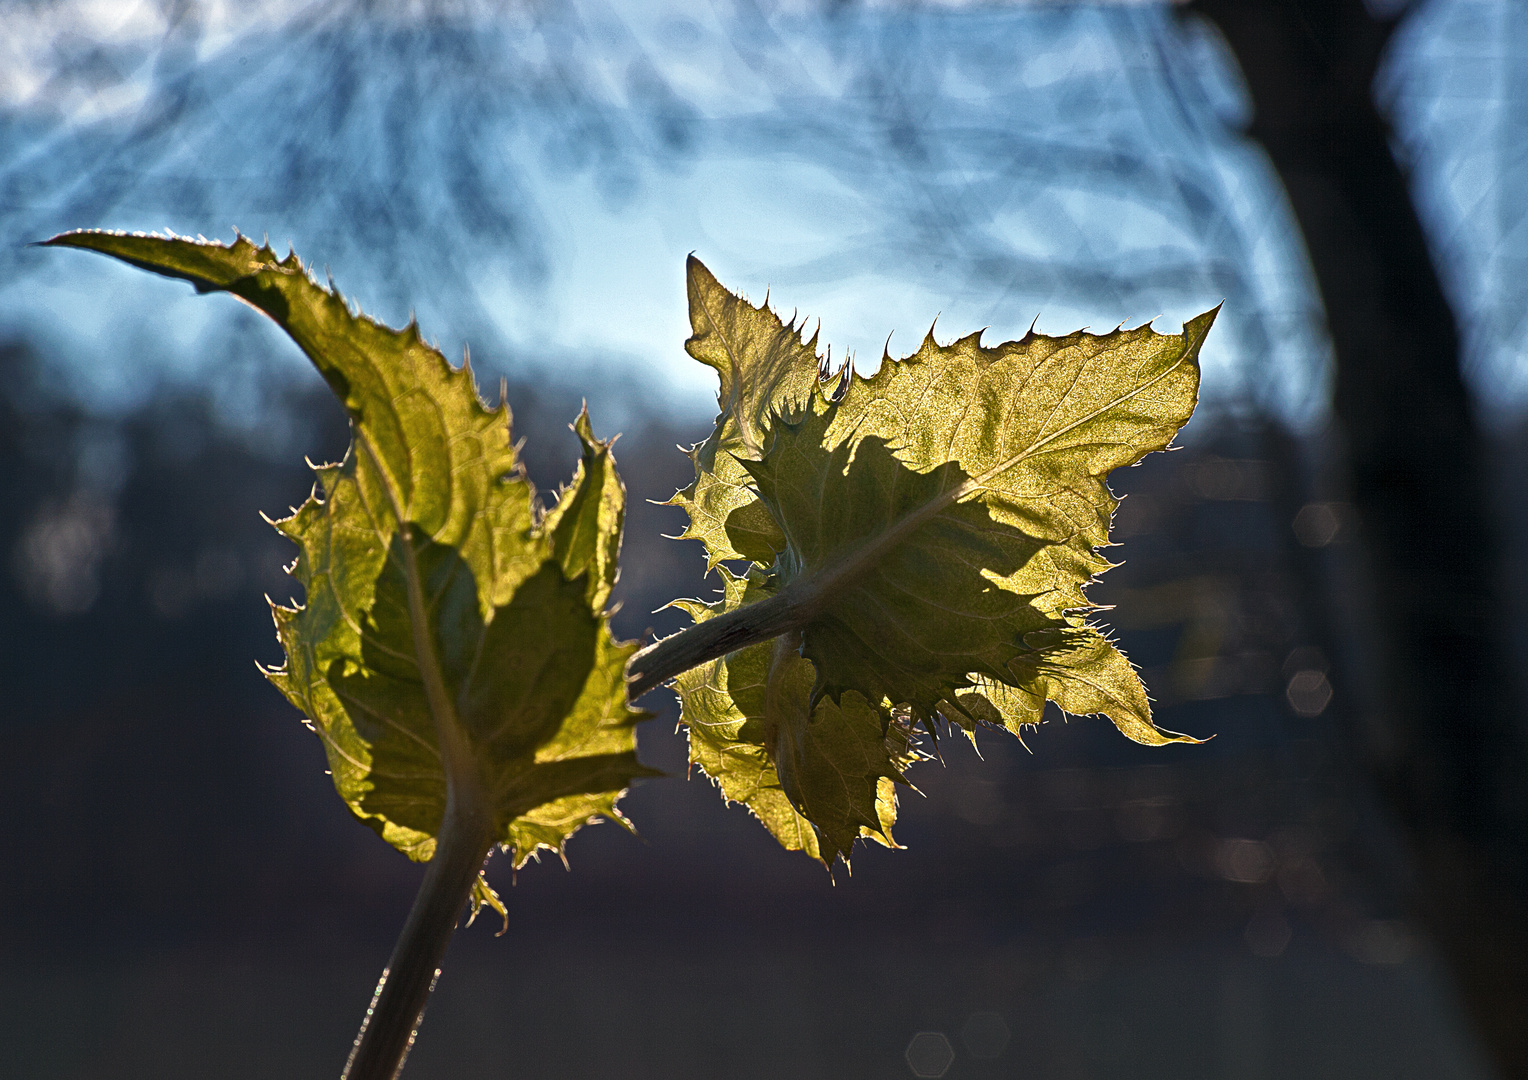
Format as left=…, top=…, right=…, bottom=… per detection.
left=356, top=433, right=483, bottom=805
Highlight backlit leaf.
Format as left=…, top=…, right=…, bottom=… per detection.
left=673, top=566, right=922, bottom=861
left=669, top=256, right=1214, bottom=863
left=46, top=230, right=656, bottom=899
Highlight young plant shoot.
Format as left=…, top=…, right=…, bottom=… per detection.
left=631, top=257, right=1214, bottom=863
left=47, top=229, right=1215, bottom=1080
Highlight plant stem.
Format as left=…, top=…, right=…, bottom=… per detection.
left=342, top=795, right=496, bottom=1080
left=338, top=519, right=497, bottom=1080
left=625, top=464, right=991, bottom=700
left=626, top=589, right=800, bottom=699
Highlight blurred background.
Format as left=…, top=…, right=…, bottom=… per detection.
left=1, top=0, right=1525, bottom=1077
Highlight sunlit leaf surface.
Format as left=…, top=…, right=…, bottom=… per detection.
left=46, top=230, right=656, bottom=899
left=671, top=257, right=1214, bottom=863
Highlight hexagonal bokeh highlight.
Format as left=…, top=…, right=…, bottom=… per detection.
left=905, top=1031, right=955, bottom=1078
left=960, top=1011, right=1011, bottom=1059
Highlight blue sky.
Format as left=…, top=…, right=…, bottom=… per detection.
left=0, top=0, right=1518, bottom=435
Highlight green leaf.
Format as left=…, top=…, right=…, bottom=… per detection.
left=673, top=567, right=922, bottom=862
left=47, top=229, right=657, bottom=895
left=670, top=256, right=1213, bottom=862
left=666, top=258, right=822, bottom=567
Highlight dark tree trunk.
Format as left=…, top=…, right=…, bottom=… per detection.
left=1186, top=1, right=1528, bottom=1074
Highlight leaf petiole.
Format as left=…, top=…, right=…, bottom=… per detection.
left=340, top=403, right=502, bottom=1080
left=624, top=472, right=971, bottom=700
left=627, top=588, right=796, bottom=700
left=342, top=791, right=496, bottom=1080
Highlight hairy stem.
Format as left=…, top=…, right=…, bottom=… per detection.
left=625, top=490, right=945, bottom=699
left=627, top=590, right=798, bottom=699
left=342, top=795, right=496, bottom=1080
left=344, top=519, right=497, bottom=1080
